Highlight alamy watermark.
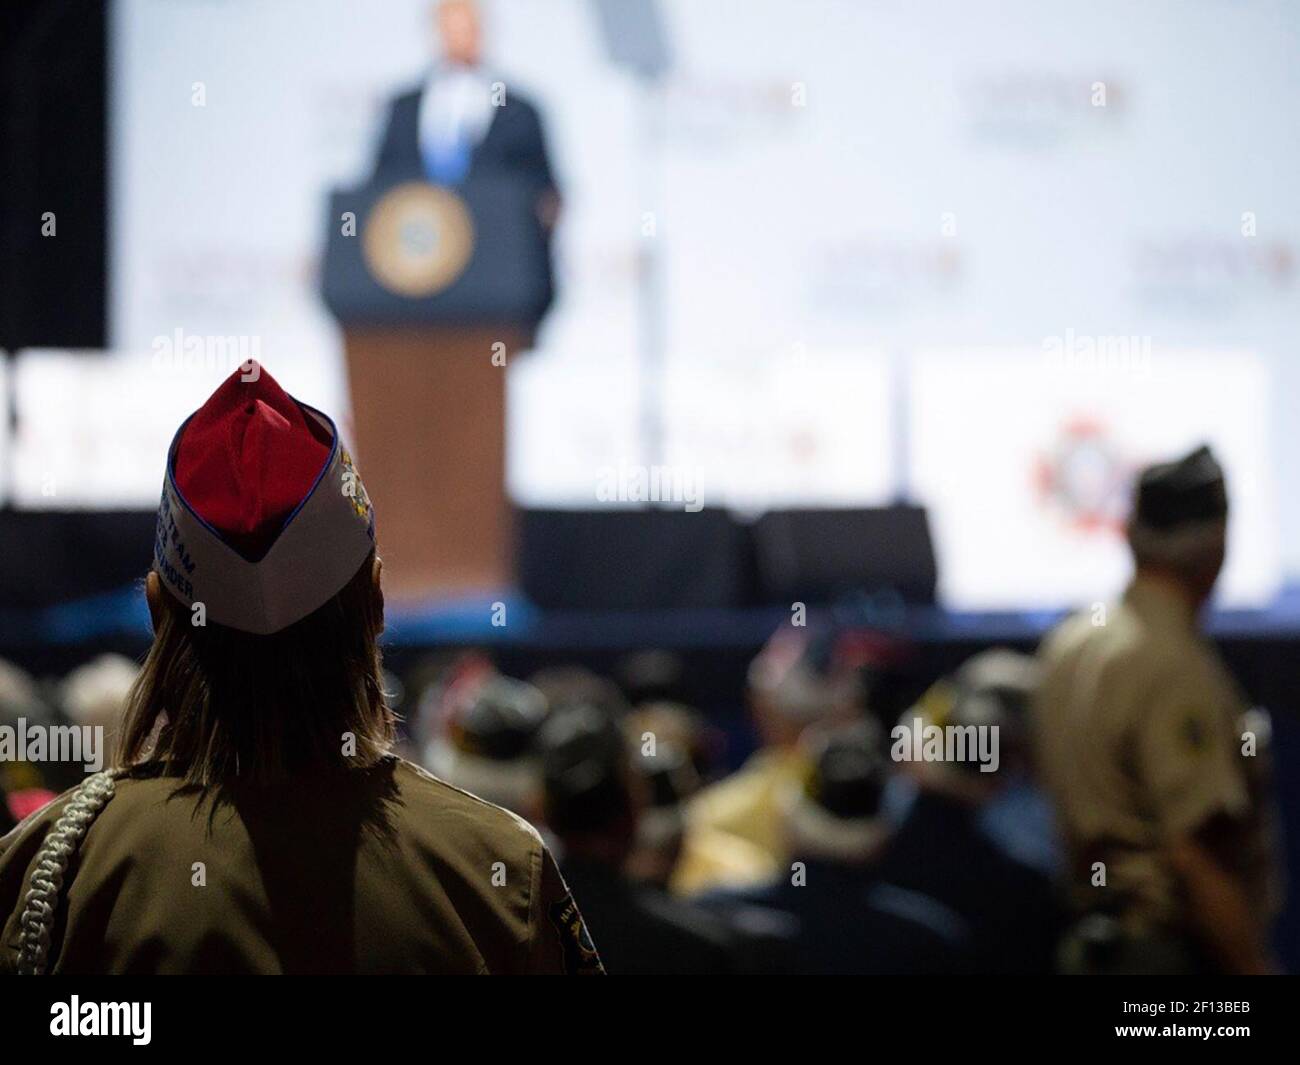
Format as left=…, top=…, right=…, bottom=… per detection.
left=890, top=715, right=1000, bottom=774
left=50, top=997, right=151, bottom=1046
left=0, top=719, right=104, bottom=773
left=151, top=328, right=262, bottom=379
left=595, top=462, right=703, bottom=513
left=1042, top=329, right=1152, bottom=381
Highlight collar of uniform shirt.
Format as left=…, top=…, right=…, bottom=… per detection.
left=1123, top=572, right=1199, bottom=632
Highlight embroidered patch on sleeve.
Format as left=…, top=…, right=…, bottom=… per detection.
left=548, top=893, right=604, bottom=975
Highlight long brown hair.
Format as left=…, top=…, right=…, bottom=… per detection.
left=117, top=549, right=394, bottom=785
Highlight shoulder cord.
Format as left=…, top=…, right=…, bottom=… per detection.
left=16, top=770, right=120, bottom=976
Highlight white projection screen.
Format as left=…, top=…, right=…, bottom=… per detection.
left=106, top=0, right=1300, bottom=609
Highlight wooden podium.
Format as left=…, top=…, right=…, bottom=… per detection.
left=321, top=177, right=552, bottom=601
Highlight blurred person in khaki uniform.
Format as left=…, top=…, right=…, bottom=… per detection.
left=0, top=365, right=600, bottom=975
left=1035, top=445, right=1279, bottom=974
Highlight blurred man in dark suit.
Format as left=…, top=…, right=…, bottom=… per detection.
left=372, top=0, right=559, bottom=226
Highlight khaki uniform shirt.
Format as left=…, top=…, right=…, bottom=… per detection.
left=0, top=756, right=603, bottom=974
left=669, top=823, right=779, bottom=898
left=683, top=747, right=808, bottom=885
left=1034, top=575, right=1274, bottom=930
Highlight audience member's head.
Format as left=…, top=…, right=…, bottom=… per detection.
left=119, top=365, right=391, bottom=786
left=1125, top=444, right=1228, bottom=609
left=953, top=648, right=1040, bottom=722
left=406, top=649, right=493, bottom=753
left=625, top=738, right=700, bottom=887
left=540, top=704, right=639, bottom=866
left=615, top=649, right=686, bottom=706
left=0, top=658, right=60, bottom=828
left=528, top=665, right=630, bottom=721
left=0, top=658, right=42, bottom=721
left=780, top=721, right=889, bottom=865
left=425, top=671, right=549, bottom=816
left=954, top=648, right=1039, bottom=775
left=895, top=651, right=1033, bottom=804
left=59, top=653, right=139, bottom=768
left=626, top=699, right=719, bottom=784
left=747, top=627, right=864, bottom=747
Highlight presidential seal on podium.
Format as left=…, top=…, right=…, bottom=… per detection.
left=322, top=168, right=553, bottom=599
left=362, top=182, right=475, bottom=298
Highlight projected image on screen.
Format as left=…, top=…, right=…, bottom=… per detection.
left=103, top=0, right=1300, bottom=610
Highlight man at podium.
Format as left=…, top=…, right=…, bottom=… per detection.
left=371, top=0, right=559, bottom=224
left=324, top=0, right=561, bottom=601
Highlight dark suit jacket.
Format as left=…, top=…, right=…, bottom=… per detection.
left=561, top=857, right=736, bottom=976
left=372, top=82, right=558, bottom=196
left=700, top=860, right=978, bottom=976
left=873, top=790, right=1064, bottom=973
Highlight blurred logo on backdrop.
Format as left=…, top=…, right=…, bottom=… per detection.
left=810, top=237, right=964, bottom=312
left=1033, top=418, right=1134, bottom=534
left=362, top=182, right=475, bottom=297
left=1130, top=235, right=1296, bottom=309
left=963, top=71, right=1127, bottom=149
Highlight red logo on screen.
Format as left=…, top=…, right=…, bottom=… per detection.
left=1033, top=418, right=1133, bottom=534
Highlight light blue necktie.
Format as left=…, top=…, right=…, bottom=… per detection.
left=423, top=129, right=471, bottom=186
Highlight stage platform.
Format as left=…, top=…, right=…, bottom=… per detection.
left=8, top=580, right=1300, bottom=651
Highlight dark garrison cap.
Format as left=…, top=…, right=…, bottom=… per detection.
left=452, top=676, right=549, bottom=761
left=635, top=741, right=696, bottom=811
left=540, top=704, right=631, bottom=833
left=1132, top=445, right=1227, bottom=530
left=807, top=722, right=887, bottom=820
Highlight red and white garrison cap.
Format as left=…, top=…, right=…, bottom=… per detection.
left=152, top=362, right=376, bottom=635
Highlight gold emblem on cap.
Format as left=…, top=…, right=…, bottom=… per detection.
left=363, top=182, right=475, bottom=298
left=340, top=448, right=373, bottom=526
